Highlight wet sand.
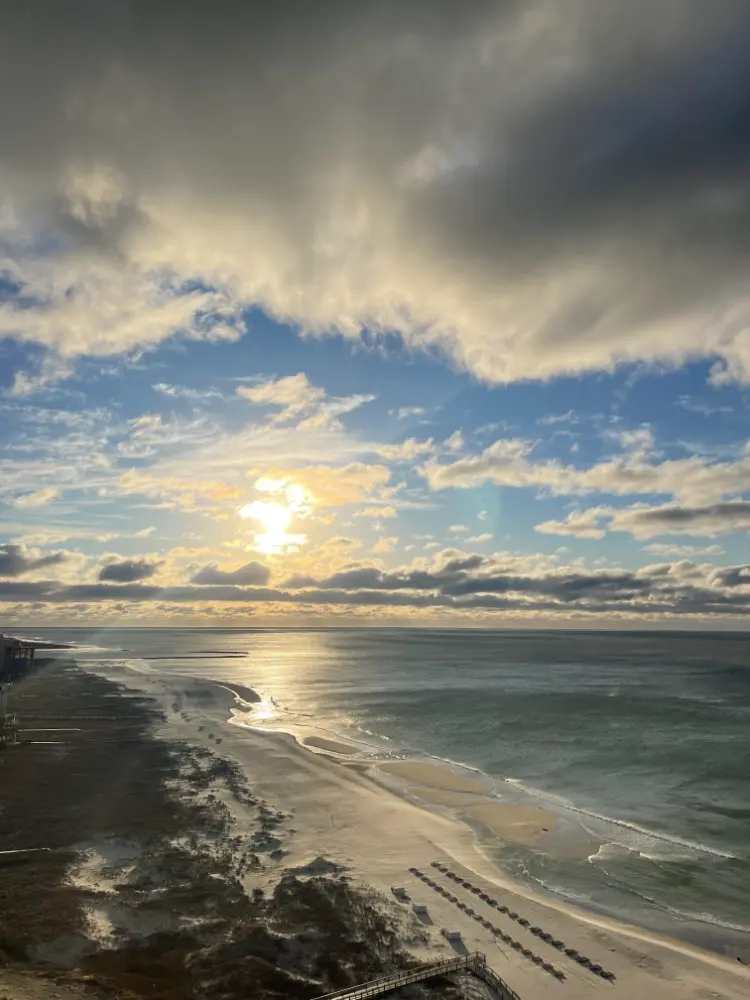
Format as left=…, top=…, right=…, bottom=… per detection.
left=404, top=786, right=555, bottom=846
left=302, top=736, right=360, bottom=755
left=378, top=759, right=494, bottom=794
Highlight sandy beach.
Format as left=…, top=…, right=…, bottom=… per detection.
left=126, top=667, right=750, bottom=1000
left=5, top=658, right=749, bottom=1000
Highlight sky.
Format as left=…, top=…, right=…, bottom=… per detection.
left=4, top=1, right=750, bottom=627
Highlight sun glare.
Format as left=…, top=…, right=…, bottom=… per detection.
left=238, top=478, right=310, bottom=553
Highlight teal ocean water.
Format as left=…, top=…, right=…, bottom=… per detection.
left=20, top=627, right=750, bottom=956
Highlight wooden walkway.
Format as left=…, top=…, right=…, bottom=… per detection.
left=312, top=951, right=521, bottom=1000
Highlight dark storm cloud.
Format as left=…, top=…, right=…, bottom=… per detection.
left=98, top=559, right=161, bottom=583
left=191, top=561, right=270, bottom=586
left=0, top=543, right=67, bottom=578
left=285, top=563, right=652, bottom=604
left=5, top=2, right=750, bottom=378
left=625, top=501, right=750, bottom=532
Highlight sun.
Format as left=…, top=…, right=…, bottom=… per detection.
left=238, top=479, right=310, bottom=554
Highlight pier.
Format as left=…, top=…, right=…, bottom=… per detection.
left=312, top=951, right=521, bottom=1000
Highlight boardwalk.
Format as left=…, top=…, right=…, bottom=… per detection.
left=312, top=951, right=520, bottom=1000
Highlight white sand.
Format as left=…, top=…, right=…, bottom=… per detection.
left=378, top=759, right=494, bottom=794
left=109, top=669, right=750, bottom=1000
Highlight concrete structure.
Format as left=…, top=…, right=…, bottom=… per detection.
left=0, top=634, right=36, bottom=679
left=0, top=633, right=37, bottom=745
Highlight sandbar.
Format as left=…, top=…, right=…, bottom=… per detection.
left=465, top=801, right=555, bottom=845
left=405, top=786, right=555, bottom=845
left=302, top=736, right=360, bottom=755
left=378, top=759, right=493, bottom=794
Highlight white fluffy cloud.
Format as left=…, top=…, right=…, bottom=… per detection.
left=424, top=437, right=750, bottom=505
left=237, top=373, right=374, bottom=430
left=3, top=2, right=750, bottom=383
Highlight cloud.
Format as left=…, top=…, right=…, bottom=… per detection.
left=538, top=411, right=577, bottom=426
left=191, top=560, right=270, bottom=586
left=372, top=536, right=398, bottom=554
left=375, top=438, right=435, bottom=462
left=0, top=543, right=67, bottom=577
left=8, top=546, right=750, bottom=620
left=247, top=463, right=393, bottom=512
left=356, top=505, right=398, bottom=518
left=538, top=500, right=750, bottom=540
left=394, top=407, right=426, bottom=420
left=444, top=431, right=465, bottom=453
left=4, top=2, right=750, bottom=384
left=8, top=354, right=75, bottom=397
left=153, top=382, right=223, bottom=401
left=98, top=559, right=162, bottom=583
left=466, top=533, right=493, bottom=544
left=535, top=509, right=608, bottom=539
left=643, top=543, right=725, bottom=557
left=237, top=373, right=374, bottom=430
left=11, top=486, right=59, bottom=508
left=424, top=435, right=750, bottom=505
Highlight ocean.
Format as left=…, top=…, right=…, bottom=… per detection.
left=16, top=626, right=750, bottom=955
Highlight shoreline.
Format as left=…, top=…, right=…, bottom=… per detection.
left=99, top=660, right=750, bottom=999
left=39, top=646, right=750, bottom=963
left=217, top=693, right=750, bottom=957
left=99, top=655, right=750, bottom=961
